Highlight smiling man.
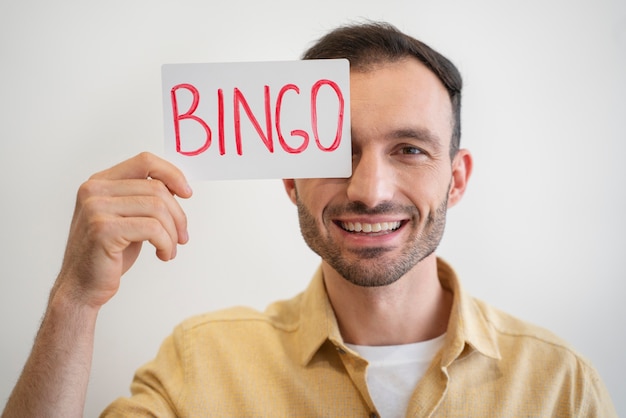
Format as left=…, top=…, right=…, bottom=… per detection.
left=284, top=56, right=466, bottom=353
left=2, top=22, right=616, bottom=418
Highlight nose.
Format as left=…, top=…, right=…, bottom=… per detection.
left=346, top=151, right=395, bottom=208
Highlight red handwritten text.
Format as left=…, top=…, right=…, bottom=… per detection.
left=170, top=80, right=344, bottom=156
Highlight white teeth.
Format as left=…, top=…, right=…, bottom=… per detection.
left=341, top=221, right=401, bottom=233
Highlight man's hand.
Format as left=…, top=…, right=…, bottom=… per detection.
left=55, top=152, right=192, bottom=308
left=2, top=152, right=192, bottom=418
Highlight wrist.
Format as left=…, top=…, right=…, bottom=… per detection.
left=46, top=280, right=101, bottom=327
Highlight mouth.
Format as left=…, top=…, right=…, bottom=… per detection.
left=337, top=221, right=403, bottom=234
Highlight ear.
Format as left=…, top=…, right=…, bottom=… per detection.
left=447, top=149, right=473, bottom=208
left=282, top=179, right=298, bottom=205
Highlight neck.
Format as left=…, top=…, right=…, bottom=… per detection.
left=322, top=254, right=452, bottom=346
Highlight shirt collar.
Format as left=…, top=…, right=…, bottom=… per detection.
left=296, top=258, right=501, bottom=367
left=297, top=265, right=343, bottom=366
left=436, top=258, right=501, bottom=366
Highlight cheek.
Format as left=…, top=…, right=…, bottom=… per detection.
left=401, top=171, right=451, bottom=211
left=296, top=180, right=343, bottom=213
left=296, top=196, right=333, bottom=243
left=295, top=188, right=327, bottom=226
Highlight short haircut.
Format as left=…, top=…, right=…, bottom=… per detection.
left=302, top=22, right=463, bottom=157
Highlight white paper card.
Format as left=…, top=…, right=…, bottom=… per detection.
left=162, top=60, right=351, bottom=180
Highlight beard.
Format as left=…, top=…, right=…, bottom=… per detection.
left=296, top=194, right=448, bottom=287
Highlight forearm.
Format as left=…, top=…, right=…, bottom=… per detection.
left=2, top=153, right=191, bottom=417
left=2, top=286, right=99, bottom=418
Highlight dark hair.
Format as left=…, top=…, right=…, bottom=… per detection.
left=302, top=22, right=462, bottom=157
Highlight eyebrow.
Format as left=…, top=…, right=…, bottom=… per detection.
left=388, top=127, right=444, bottom=150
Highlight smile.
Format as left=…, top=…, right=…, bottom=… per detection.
left=339, top=221, right=402, bottom=233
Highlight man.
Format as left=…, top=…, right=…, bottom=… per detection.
left=2, top=22, right=616, bottom=417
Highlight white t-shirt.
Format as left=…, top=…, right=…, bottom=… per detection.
left=346, top=334, right=445, bottom=418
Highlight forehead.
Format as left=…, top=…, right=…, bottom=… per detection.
left=349, top=58, right=453, bottom=148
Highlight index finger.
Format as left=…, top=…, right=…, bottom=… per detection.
left=90, top=152, right=193, bottom=198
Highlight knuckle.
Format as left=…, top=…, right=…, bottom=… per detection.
left=148, top=177, right=170, bottom=196
left=146, top=217, right=166, bottom=237
left=179, top=209, right=188, bottom=225
left=136, top=151, right=155, bottom=166
left=147, top=196, right=169, bottom=216
left=80, top=194, right=106, bottom=216
left=85, top=213, right=113, bottom=240
left=87, top=170, right=105, bottom=181
left=76, top=179, right=100, bottom=202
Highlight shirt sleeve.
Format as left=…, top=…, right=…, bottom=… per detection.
left=100, top=327, right=185, bottom=418
left=580, top=362, right=618, bottom=418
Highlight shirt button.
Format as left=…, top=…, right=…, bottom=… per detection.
left=336, top=347, right=346, bottom=354
left=369, top=413, right=379, bottom=418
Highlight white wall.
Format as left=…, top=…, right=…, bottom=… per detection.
left=1, top=0, right=624, bottom=416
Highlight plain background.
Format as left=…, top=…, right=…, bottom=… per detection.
left=1, top=0, right=624, bottom=416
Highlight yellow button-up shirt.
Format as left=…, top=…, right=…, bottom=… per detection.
left=102, top=259, right=616, bottom=417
